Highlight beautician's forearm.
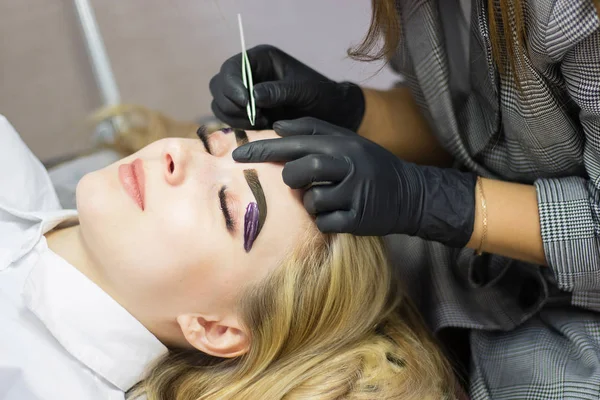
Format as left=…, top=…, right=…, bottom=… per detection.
left=466, top=178, right=547, bottom=266
left=357, top=87, right=453, bottom=166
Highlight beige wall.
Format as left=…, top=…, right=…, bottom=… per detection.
left=0, top=0, right=396, bottom=162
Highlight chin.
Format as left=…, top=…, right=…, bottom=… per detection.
left=76, top=168, right=121, bottom=233
left=75, top=168, right=126, bottom=266
left=76, top=170, right=100, bottom=212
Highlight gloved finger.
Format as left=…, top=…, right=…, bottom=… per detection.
left=253, top=81, right=319, bottom=109
left=211, top=101, right=270, bottom=130
left=303, top=185, right=351, bottom=215
left=282, top=154, right=349, bottom=189
left=217, top=45, right=283, bottom=108
left=314, top=209, right=359, bottom=234
left=273, top=117, right=356, bottom=138
left=218, top=56, right=252, bottom=108
left=246, top=44, right=282, bottom=77
left=232, top=135, right=333, bottom=163
left=210, top=77, right=249, bottom=119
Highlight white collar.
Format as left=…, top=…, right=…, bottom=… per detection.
left=22, top=220, right=168, bottom=391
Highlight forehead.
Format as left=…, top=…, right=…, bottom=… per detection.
left=245, top=129, right=279, bottom=141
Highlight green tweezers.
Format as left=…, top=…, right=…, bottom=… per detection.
left=237, top=14, right=256, bottom=126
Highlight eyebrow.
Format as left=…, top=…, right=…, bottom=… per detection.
left=234, top=129, right=249, bottom=146
left=234, top=130, right=267, bottom=242
left=196, top=125, right=212, bottom=153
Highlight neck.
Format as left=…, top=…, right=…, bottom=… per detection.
left=45, top=225, right=107, bottom=290
left=44, top=225, right=185, bottom=348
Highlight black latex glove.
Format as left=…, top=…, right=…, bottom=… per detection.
left=209, top=44, right=365, bottom=131
left=232, top=117, right=477, bottom=247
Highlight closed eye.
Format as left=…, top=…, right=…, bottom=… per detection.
left=219, top=186, right=235, bottom=232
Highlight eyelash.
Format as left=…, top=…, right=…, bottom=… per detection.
left=219, top=186, right=235, bottom=232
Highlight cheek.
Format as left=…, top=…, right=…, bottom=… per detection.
left=130, top=200, right=209, bottom=264
left=147, top=203, right=245, bottom=306
left=115, top=214, right=233, bottom=312
left=119, top=199, right=222, bottom=287
left=150, top=200, right=224, bottom=276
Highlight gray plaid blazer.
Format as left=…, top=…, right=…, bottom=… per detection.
left=385, top=0, right=600, bottom=398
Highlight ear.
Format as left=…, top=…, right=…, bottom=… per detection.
left=176, top=314, right=250, bottom=358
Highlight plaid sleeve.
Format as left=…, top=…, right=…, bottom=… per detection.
left=534, top=1, right=600, bottom=308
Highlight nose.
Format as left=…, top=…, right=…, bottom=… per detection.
left=163, top=140, right=188, bottom=186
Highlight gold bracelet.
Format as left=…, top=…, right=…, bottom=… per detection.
left=476, top=176, right=488, bottom=256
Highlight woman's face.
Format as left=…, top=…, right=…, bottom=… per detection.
left=76, top=129, right=312, bottom=332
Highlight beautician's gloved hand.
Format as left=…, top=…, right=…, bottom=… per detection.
left=209, top=45, right=365, bottom=131
left=232, top=117, right=478, bottom=247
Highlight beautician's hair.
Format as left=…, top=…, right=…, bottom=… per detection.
left=134, top=230, right=458, bottom=399
left=350, top=0, right=600, bottom=84
left=95, top=107, right=460, bottom=399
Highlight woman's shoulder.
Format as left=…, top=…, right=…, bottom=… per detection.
left=526, top=0, right=599, bottom=58
left=0, top=114, right=61, bottom=213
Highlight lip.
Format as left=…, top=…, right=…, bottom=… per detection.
left=118, top=158, right=145, bottom=210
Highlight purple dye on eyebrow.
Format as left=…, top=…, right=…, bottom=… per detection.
left=244, top=202, right=260, bottom=252
left=221, top=127, right=233, bottom=134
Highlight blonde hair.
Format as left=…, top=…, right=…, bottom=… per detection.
left=94, top=106, right=460, bottom=399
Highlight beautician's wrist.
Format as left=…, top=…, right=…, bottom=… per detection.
left=357, top=87, right=381, bottom=137
left=334, top=81, right=365, bottom=132
left=465, top=178, right=547, bottom=265
left=413, top=167, right=478, bottom=248
left=466, top=177, right=484, bottom=251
